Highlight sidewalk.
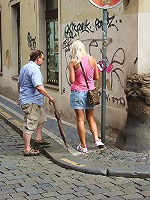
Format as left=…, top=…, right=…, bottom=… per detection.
left=0, top=94, right=149, bottom=178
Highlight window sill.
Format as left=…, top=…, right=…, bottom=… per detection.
left=10, top=77, right=59, bottom=91
left=44, top=84, right=59, bottom=91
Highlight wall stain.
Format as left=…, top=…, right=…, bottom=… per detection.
left=6, top=49, right=11, bottom=69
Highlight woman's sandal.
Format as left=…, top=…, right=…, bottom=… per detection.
left=24, top=149, right=40, bottom=156
left=34, top=138, right=50, bottom=146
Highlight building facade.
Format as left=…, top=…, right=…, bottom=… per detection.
left=0, top=0, right=149, bottom=131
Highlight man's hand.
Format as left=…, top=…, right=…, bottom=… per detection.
left=48, top=96, right=55, bottom=105
left=17, top=100, right=20, bottom=105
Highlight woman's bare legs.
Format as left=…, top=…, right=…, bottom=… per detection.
left=85, top=109, right=99, bottom=142
left=74, top=109, right=87, bottom=147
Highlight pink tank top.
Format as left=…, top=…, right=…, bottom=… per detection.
left=70, top=56, right=95, bottom=91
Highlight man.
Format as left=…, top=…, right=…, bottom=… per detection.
left=18, top=50, right=55, bottom=156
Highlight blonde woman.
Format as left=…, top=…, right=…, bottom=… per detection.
left=69, top=40, right=104, bottom=153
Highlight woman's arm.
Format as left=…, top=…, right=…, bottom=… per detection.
left=90, top=56, right=99, bottom=80
left=69, top=60, right=75, bottom=83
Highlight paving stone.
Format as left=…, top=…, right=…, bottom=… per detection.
left=57, top=188, right=75, bottom=195
left=4, top=179, right=25, bottom=186
left=10, top=191, right=27, bottom=198
left=35, top=183, right=52, bottom=190
left=101, top=190, right=125, bottom=198
left=139, top=190, right=150, bottom=197
left=133, top=179, right=150, bottom=186
left=25, top=194, right=44, bottom=200
left=25, top=188, right=45, bottom=196
left=123, top=187, right=140, bottom=194
left=44, top=197, right=57, bottom=200
left=73, top=187, right=89, bottom=192
left=0, top=100, right=150, bottom=200
left=119, top=182, right=139, bottom=189
left=0, top=188, right=16, bottom=195
left=0, top=181, right=6, bottom=187
left=42, top=191, right=59, bottom=198
left=107, top=185, right=123, bottom=192
left=6, top=174, right=29, bottom=181
left=73, top=190, right=95, bottom=197
left=86, top=193, right=107, bottom=199
left=0, top=195, right=12, bottom=200
left=55, top=194, right=76, bottom=200
left=15, top=186, right=36, bottom=193
left=70, top=198, right=88, bottom=200
left=106, top=197, right=124, bottom=200
left=122, top=193, right=145, bottom=199
left=11, top=197, right=27, bottom=200
left=136, top=185, right=150, bottom=191
left=89, top=188, right=110, bottom=195
left=1, top=184, right=21, bottom=191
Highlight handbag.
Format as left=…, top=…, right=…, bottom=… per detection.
left=80, top=61, right=100, bottom=107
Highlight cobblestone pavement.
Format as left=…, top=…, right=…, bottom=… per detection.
left=0, top=95, right=149, bottom=178
left=0, top=119, right=150, bottom=200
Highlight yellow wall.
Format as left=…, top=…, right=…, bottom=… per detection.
left=139, top=0, right=150, bottom=12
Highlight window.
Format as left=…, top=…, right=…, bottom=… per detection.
left=46, top=0, right=59, bottom=85
left=0, top=10, right=2, bottom=74
left=11, top=2, right=21, bottom=76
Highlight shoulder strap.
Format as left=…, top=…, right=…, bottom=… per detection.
left=80, top=61, right=89, bottom=90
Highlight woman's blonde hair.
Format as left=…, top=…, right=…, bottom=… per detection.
left=70, top=40, right=87, bottom=64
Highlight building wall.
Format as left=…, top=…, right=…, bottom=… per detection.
left=138, top=0, right=150, bottom=73
left=0, top=0, right=149, bottom=131
left=60, top=0, right=138, bottom=129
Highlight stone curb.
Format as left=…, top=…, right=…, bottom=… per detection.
left=0, top=112, right=150, bottom=179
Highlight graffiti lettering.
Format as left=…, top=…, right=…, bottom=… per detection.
left=64, top=15, right=119, bottom=40
left=107, top=14, right=119, bottom=31
left=27, top=32, right=36, bottom=50
left=99, top=92, right=126, bottom=107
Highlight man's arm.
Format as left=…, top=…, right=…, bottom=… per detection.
left=36, top=85, right=55, bottom=104
left=18, top=83, right=20, bottom=92
left=17, top=83, right=20, bottom=105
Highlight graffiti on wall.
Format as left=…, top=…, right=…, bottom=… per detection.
left=62, top=13, right=126, bottom=107
left=98, top=91, right=126, bottom=107
left=27, top=32, right=36, bottom=50
left=64, top=14, right=121, bottom=41
left=63, top=38, right=126, bottom=107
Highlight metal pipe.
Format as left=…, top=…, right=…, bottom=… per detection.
left=101, top=9, right=108, bottom=143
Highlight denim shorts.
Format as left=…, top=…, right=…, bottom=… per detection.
left=70, top=91, right=94, bottom=109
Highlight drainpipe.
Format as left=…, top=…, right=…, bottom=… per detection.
left=101, top=9, right=108, bottom=143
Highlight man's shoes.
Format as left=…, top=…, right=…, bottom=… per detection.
left=76, top=144, right=88, bottom=153
left=95, top=139, right=105, bottom=148
left=24, top=148, right=40, bottom=156
left=34, top=139, right=50, bottom=146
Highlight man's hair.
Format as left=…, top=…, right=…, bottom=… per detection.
left=30, top=50, right=44, bottom=61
